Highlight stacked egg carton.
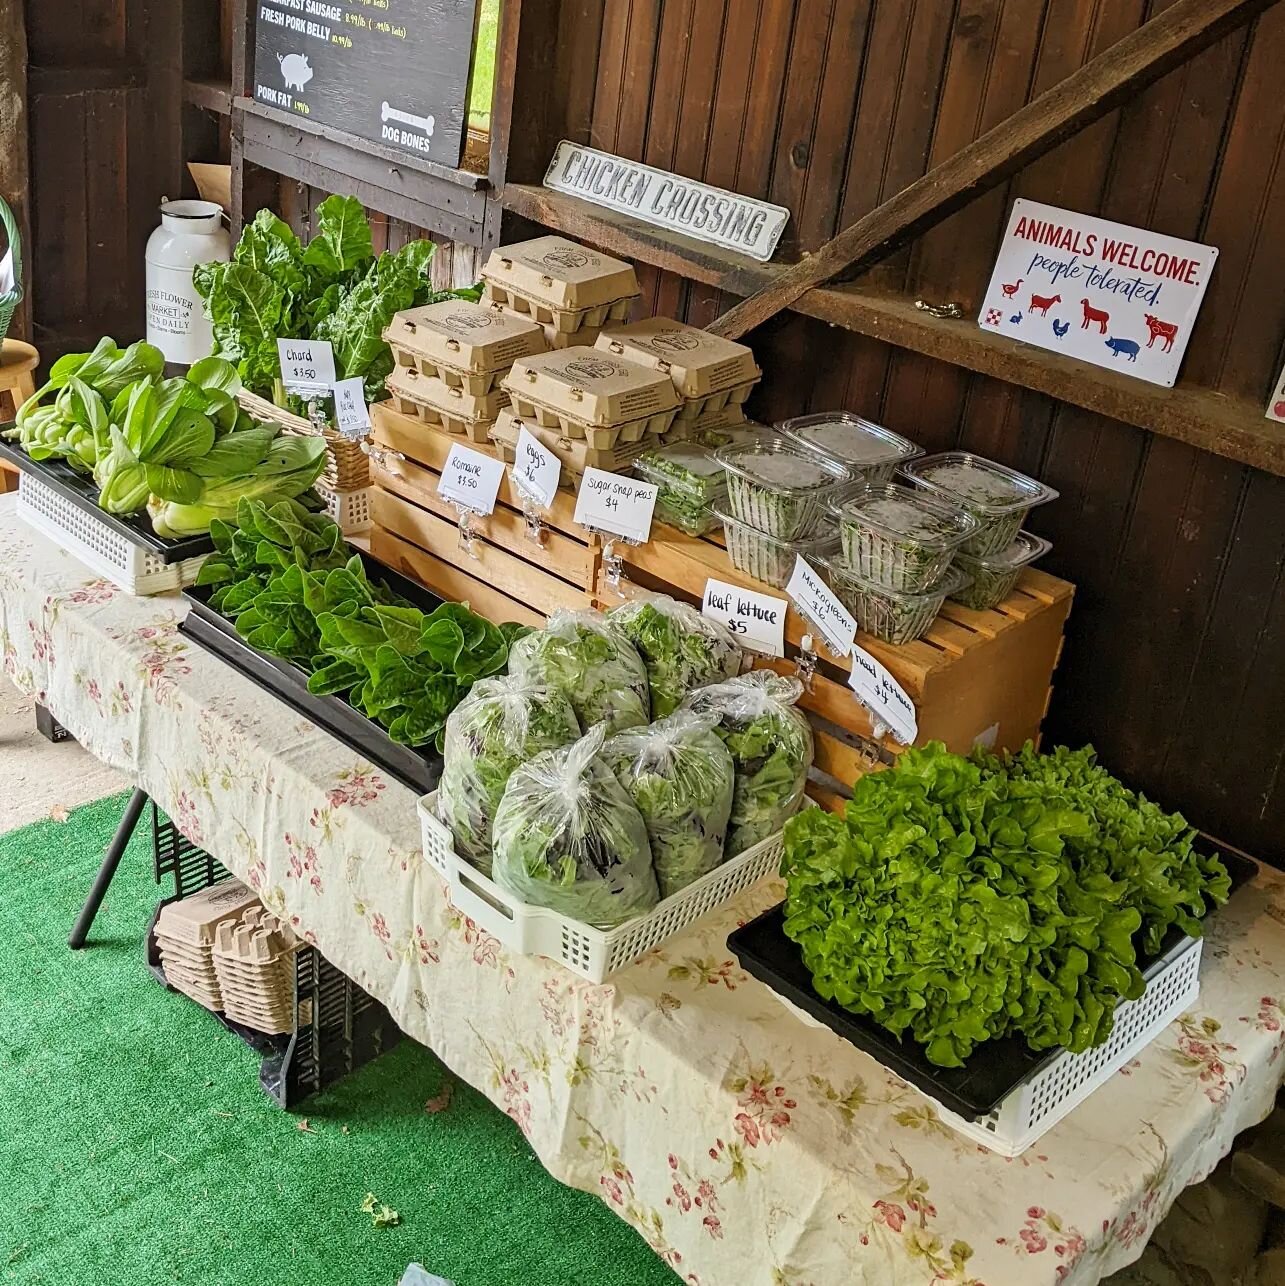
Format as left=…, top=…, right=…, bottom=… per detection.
left=495, top=346, right=681, bottom=481
left=211, top=905, right=302, bottom=1036
left=595, top=318, right=761, bottom=442
left=382, top=299, right=547, bottom=443
left=154, top=880, right=262, bottom=1012
left=481, top=235, right=640, bottom=351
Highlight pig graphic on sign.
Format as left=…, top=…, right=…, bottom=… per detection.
left=278, top=52, right=314, bottom=93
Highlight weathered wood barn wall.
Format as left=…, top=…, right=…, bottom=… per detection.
left=12, top=0, right=1285, bottom=863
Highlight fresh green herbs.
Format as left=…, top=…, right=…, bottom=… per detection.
left=781, top=742, right=1231, bottom=1068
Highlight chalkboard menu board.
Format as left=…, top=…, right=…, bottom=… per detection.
left=252, top=0, right=480, bottom=168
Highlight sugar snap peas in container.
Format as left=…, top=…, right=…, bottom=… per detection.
left=633, top=442, right=729, bottom=537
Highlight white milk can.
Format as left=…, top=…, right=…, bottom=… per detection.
left=145, top=198, right=230, bottom=364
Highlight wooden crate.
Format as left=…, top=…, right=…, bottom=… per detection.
left=607, top=521, right=1074, bottom=805
left=368, top=401, right=600, bottom=627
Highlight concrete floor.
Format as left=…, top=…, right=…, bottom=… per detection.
left=0, top=681, right=126, bottom=833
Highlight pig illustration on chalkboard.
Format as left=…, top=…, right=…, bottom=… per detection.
left=1105, top=336, right=1140, bottom=362
left=278, top=52, right=313, bottom=93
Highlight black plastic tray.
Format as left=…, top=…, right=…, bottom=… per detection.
left=0, top=432, right=215, bottom=562
left=180, top=549, right=447, bottom=795
left=728, top=846, right=1256, bottom=1120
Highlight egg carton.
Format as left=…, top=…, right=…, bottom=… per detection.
left=489, top=410, right=650, bottom=481
left=595, top=318, right=761, bottom=421
left=154, top=880, right=261, bottom=947
left=385, top=368, right=509, bottom=443
left=502, top=346, right=681, bottom=446
left=481, top=235, right=639, bottom=335
left=384, top=299, right=546, bottom=396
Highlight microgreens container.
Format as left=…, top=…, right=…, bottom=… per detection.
left=820, top=558, right=970, bottom=645
left=949, top=531, right=1052, bottom=611
left=900, top=452, right=1057, bottom=557
left=714, top=503, right=840, bottom=590
left=778, top=412, right=922, bottom=485
left=832, top=483, right=978, bottom=592
left=634, top=442, right=728, bottom=536
left=715, top=436, right=850, bottom=541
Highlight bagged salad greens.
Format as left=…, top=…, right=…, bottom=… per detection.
left=604, top=712, right=736, bottom=899
left=608, top=594, right=743, bottom=719
left=507, top=609, right=650, bottom=735
left=682, top=671, right=813, bottom=855
left=437, top=676, right=581, bottom=875
left=491, top=725, right=659, bottom=928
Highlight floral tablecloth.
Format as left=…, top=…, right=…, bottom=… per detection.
left=3, top=498, right=1284, bottom=1286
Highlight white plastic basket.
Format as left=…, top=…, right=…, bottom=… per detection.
left=17, top=472, right=206, bottom=595
left=317, top=483, right=372, bottom=534
left=772, top=933, right=1202, bottom=1157
left=419, top=792, right=783, bottom=982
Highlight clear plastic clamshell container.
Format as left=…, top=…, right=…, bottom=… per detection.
left=634, top=442, right=728, bottom=536
left=832, top=483, right=978, bottom=592
left=900, top=452, right=1057, bottom=557
left=715, top=436, right=850, bottom=541
left=715, top=503, right=840, bottom=590
left=821, top=557, right=971, bottom=645
left=950, top=531, right=1052, bottom=611
left=779, top=412, right=922, bottom=485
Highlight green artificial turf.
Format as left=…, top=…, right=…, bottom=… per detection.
left=468, top=0, right=500, bottom=130
left=0, top=793, right=679, bottom=1286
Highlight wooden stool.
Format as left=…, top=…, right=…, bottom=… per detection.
left=0, top=338, right=38, bottom=494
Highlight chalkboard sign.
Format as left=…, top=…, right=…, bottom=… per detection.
left=252, top=0, right=481, bottom=168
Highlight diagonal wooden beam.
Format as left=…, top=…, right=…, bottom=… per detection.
left=709, top=0, right=1280, bottom=340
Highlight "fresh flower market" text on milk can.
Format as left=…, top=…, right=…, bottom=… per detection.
left=145, top=198, right=230, bottom=365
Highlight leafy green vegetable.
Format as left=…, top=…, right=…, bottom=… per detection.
left=437, top=676, right=581, bottom=874
left=604, top=712, right=736, bottom=898
left=781, top=742, right=1231, bottom=1068
left=508, top=610, right=650, bottom=735
left=608, top=594, right=743, bottom=718
left=491, top=725, right=659, bottom=928
left=682, top=671, right=813, bottom=855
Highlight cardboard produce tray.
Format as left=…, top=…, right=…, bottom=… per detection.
left=503, top=347, right=681, bottom=444
left=488, top=409, right=651, bottom=480
left=180, top=548, right=447, bottom=795
left=385, top=299, right=546, bottom=396
left=481, top=235, right=640, bottom=334
left=385, top=368, right=509, bottom=442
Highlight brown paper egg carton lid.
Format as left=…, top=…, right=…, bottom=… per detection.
left=489, top=409, right=649, bottom=481
left=385, top=300, right=547, bottom=396
left=385, top=368, right=510, bottom=443
left=595, top=318, right=761, bottom=420
left=503, top=347, right=681, bottom=446
left=155, top=880, right=262, bottom=947
left=539, top=320, right=608, bottom=351
left=481, top=235, right=640, bottom=334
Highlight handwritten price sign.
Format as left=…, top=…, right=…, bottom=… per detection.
left=277, top=339, right=336, bottom=398
left=786, top=556, right=857, bottom=657
left=511, top=427, right=561, bottom=508
left=848, top=644, right=917, bottom=745
left=702, top=578, right=785, bottom=656
left=332, top=377, right=372, bottom=439
left=437, top=443, right=505, bottom=515
left=573, top=467, right=658, bottom=543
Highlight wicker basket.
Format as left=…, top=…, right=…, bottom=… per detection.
left=237, top=389, right=370, bottom=491
left=0, top=197, right=23, bottom=349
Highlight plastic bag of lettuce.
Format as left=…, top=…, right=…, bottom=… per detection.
left=781, top=742, right=1232, bottom=1068
left=492, top=725, right=659, bottom=928
left=604, top=712, right=736, bottom=899
left=681, top=671, right=813, bottom=856
left=608, top=594, right=743, bottom=718
left=436, top=676, right=581, bottom=875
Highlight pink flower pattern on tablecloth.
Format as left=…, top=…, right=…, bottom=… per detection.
left=325, top=764, right=387, bottom=809
left=1173, top=1014, right=1245, bottom=1103
left=727, top=1059, right=797, bottom=1148
left=283, top=831, right=323, bottom=894
left=1241, top=996, right=1285, bottom=1062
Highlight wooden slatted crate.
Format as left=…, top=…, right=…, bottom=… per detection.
left=367, top=401, right=601, bottom=629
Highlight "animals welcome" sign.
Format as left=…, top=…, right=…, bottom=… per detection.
left=979, top=199, right=1217, bottom=388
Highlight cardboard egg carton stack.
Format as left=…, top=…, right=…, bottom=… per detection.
left=383, top=300, right=546, bottom=442
left=480, top=235, right=640, bottom=351
left=595, top=318, right=761, bottom=435
left=211, top=905, right=302, bottom=1035
left=153, top=880, right=263, bottom=1013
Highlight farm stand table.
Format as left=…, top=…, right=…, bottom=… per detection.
left=2, top=494, right=1283, bottom=1286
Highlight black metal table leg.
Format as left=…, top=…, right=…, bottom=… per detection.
left=35, top=703, right=73, bottom=744
left=68, top=787, right=149, bottom=949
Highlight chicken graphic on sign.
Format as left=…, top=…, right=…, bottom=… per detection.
left=277, top=52, right=313, bottom=93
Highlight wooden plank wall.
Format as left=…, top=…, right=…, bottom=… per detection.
left=584, top=0, right=1285, bottom=863
left=25, top=0, right=184, bottom=360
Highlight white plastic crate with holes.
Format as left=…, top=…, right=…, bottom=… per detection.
left=418, top=792, right=783, bottom=982
left=317, top=483, right=372, bottom=534
left=773, top=931, right=1202, bottom=1157
left=17, top=472, right=206, bottom=595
